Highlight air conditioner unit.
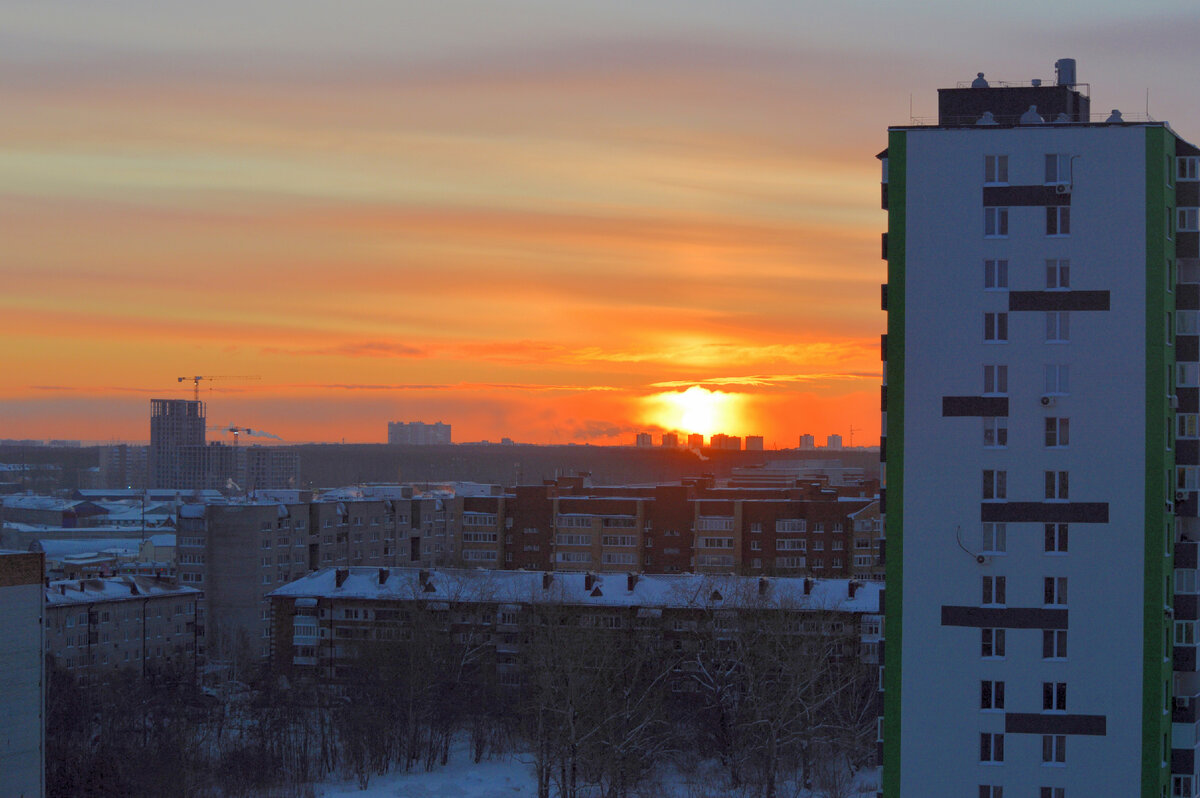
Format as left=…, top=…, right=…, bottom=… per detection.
left=1055, top=183, right=1072, bottom=194
left=1040, top=395, right=1057, bottom=407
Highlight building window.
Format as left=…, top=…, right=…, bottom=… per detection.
left=1045, top=417, right=1070, bottom=447
left=1175, top=620, right=1197, bottom=646
left=985, top=259, right=1009, bottom=289
left=980, top=732, right=1004, bottom=762
left=1179, top=157, right=1200, bottom=181
left=1179, top=466, right=1200, bottom=492
left=1046, top=206, right=1071, bottom=236
left=982, top=628, right=1005, bottom=658
left=982, top=523, right=1006, bottom=554
left=982, top=575, right=1006, bottom=606
left=984, top=364, right=1008, bottom=395
left=1045, top=153, right=1071, bottom=184
left=1045, top=471, right=1069, bottom=500
left=1044, top=576, right=1068, bottom=606
left=1041, top=734, right=1066, bottom=764
left=985, top=207, right=1009, bottom=238
left=1173, top=775, right=1194, bottom=797
left=1177, top=569, right=1199, bottom=594
left=983, top=417, right=1008, bottom=448
left=1180, top=363, right=1200, bottom=388
left=1041, top=681, right=1067, bottom=713
left=1179, top=311, right=1200, bottom=335
left=1043, top=629, right=1067, bottom=659
left=1046, top=311, right=1070, bottom=342
left=1044, top=364, right=1069, bottom=395
left=980, top=787, right=1003, bottom=798
left=980, top=680, right=1005, bottom=711
left=1180, top=208, right=1200, bottom=233
left=1046, top=259, right=1070, bottom=289
left=983, top=470, right=1007, bottom=501
left=1045, top=523, right=1068, bottom=553
left=985, top=155, right=1009, bottom=184
left=985, top=312, right=1008, bottom=342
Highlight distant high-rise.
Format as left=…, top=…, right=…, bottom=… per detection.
left=148, top=399, right=206, bottom=489
left=661, top=433, right=679, bottom=448
left=687, top=433, right=705, bottom=449
left=634, top=432, right=653, bottom=448
left=798, top=434, right=816, bottom=449
left=387, top=421, right=451, bottom=446
left=825, top=434, right=843, bottom=450
left=745, top=435, right=764, bottom=451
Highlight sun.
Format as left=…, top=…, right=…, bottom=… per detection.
left=642, top=386, right=743, bottom=438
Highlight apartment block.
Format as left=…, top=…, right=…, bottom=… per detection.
left=881, top=60, right=1200, bottom=797
left=0, top=551, right=44, bottom=798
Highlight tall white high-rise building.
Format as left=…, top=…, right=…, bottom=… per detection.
left=882, top=60, right=1200, bottom=798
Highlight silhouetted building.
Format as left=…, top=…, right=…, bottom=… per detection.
left=148, top=399, right=206, bottom=489
left=387, top=421, right=451, bottom=446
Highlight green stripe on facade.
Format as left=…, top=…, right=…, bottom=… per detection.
left=882, top=129, right=906, bottom=798
left=1143, top=126, right=1174, bottom=798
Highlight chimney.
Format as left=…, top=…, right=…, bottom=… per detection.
left=627, top=573, right=638, bottom=592
left=803, top=577, right=813, bottom=596
left=542, top=572, right=553, bottom=590
left=849, top=580, right=861, bottom=599
left=335, top=568, right=349, bottom=588
left=378, top=568, right=389, bottom=585
left=758, top=577, right=769, bottom=595
left=585, top=573, right=595, bottom=591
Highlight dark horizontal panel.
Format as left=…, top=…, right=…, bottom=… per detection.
left=1005, top=713, right=1106, bottom=736
left=941, top=605, right=1068, bottom=629
left=1178, top=439, right=1199, bottom=466
left=1173, top=747, right=1195, bottom=775
left=1179, top=181, right=1200, bottom=206
left=1180, top=388, right=1200, bottom=414
left=942, top=396, right=1009, bottom=417
left=1009, top=291, right=1110, bottom=311
left=1179, top=284, right=1200, bottom=311
left=1178, top=336, right=1200, bottom=364
left=1177, top=594, right=1198, bottom=621
left=1180, top=233, right=1199, bottom=260
left=1178, top=541, right=1198, bottom=570
left=983, top=185, right=1071, bottom=206
left=981, top=503, right=1109, bottom=523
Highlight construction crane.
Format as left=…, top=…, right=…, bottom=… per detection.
left=208, top=424, right=282, bottom=446
left=178, top=375, right=260, bottom=401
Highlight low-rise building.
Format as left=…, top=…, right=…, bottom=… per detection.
left=0, top=550, right=44, bottom=798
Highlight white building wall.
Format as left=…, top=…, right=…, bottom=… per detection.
left=899, top=124, right=1151, bottom=796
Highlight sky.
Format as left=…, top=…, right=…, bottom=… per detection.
left=4, top=1, right=1200, bottom=446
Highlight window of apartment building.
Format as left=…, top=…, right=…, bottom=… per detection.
left=700, top=537, right=733, bottom=549
left=984, top=155, right=1008, bottom=184
left=1046, top=259, right=1070, bottom=289
left=261, top=539, right=271, bottom=549
left=1046, top=311, right=1070, bottom=342
left=983, top=470, right=1007, bottom=501
left=982, top=523, right=1006, bottom=553
left=1041, top=734, right=1066, bottom=765
left=812, top=540, right=825, bottom=551
left=982, top=575, right=1006, bottom=606
left=750, top=540, right=761, bottom=551
left=1044, top=364, right=1069, bottom=395
left=984, top=364, right=1008, bottom=395
left=1180, top=363, right=1200, bottom=387
left=984, top=259, right=1009, bottom=290
left=776, top=539, right=806, bottom=551
left=1179, top=311, right=1200, bottom=335
left=776, top=519, right=805, bottom=533
left=1046, top=206, right=1071, bottom=236
left=832, top=539, right=845, bottom=551
left=1177, top=569, right=1199, bottom=594
left=1042, top=681, right=1067, bottom=712
left=1045, top=154, right=1071, bottom=184
left=1173, top=775, right=1194, bottom=798
left=1180, top=157, right=1200, bottom=181
left=1044, top=576, right=1068, bottom=606
left=1045, top=471, right=1069, bottom=500
left=984, top=312, right=1008, bottom=342
left=983, top=417, right=1008, bottom=448
left=1045, top=417, right=1069, bottom=447
left=1175, top=620, right=1198, bottom=646
left=980, top=732, right=1004, bottom=763
left=1043, top=629, right=1067, bottom=659
left=984, top=207, right=1009, bottom=238
left=1180, top=208, right=1200, bottom=233
left=831, top=556, right=843, bottom=569
left=979, top=785, right=1003, bottom=798
left=749, top=522, right=763, bottom=533
left=812, top=522, right=825, bottom=533
left=981, top=628, right=1005, bottom=658
left=1179, top=466, right=1200, bottom=492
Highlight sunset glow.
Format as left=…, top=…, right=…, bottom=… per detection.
left=2, top=3, right=1193, bottom=446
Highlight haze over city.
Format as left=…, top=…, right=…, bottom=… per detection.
left=4, top=1, right=1200, bottom=447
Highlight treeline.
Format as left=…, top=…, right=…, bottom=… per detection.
left=47, top=602, right=877, bottom=798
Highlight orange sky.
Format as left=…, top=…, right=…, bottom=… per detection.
left=3, top=3, right=1197, bottom=445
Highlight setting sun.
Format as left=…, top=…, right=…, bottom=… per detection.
left=642, top=386, right=745, bottom=438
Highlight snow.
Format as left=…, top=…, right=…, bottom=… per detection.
left=317, top=753, right=536, bottom=798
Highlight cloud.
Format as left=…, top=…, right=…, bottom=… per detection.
left=649, top=372, right=877, bottom=390
left=262, top=341, right=427, bottom=359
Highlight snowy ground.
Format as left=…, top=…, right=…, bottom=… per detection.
left=314, top=751, right=880, bottom=798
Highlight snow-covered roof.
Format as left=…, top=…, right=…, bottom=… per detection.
left=2, top=495, right=79, bottom=511
left=271, top=567, right=880, bottom=614
left=145, top=534, right=176, bottom=547
left=32, top=539, right=142, bottom=558
left=45, top=576, right=200, bottom=607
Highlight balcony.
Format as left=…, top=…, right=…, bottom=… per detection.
left=1180, top=541, right=1199, bottom=570
left=1174, top=696, right=1199, bottom=724
left=1176, top=644, right=1197, bottom=672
